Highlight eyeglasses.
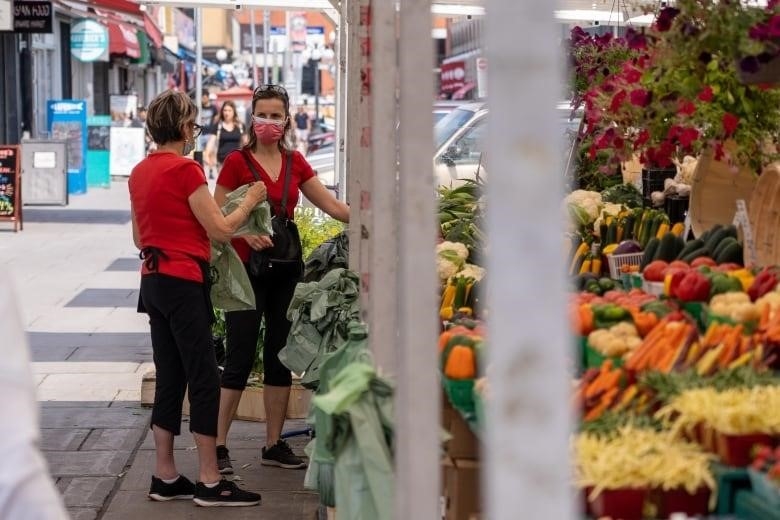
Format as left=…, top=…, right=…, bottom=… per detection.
left=253, top=84, right=289, bottom=100
left=192, top=123, right=203, bottom=138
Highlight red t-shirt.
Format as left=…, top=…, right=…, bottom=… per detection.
left=217, top=149, right=316, bottom=263
left=129, top=152, right=210, bottom=282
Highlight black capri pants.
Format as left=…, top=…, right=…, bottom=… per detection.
left=221, top=263, right=298, bottom=390
left=140, top=273, right=220, bottom=437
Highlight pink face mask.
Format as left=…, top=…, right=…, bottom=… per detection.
left=253, top=117, right=285, bottom=144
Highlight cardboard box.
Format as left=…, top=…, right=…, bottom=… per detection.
left=442, top=457, right=481, bottom=520
left=441, top=396, right=480, bottom=460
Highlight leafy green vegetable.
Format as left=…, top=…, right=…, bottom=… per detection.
left=601, top=183, right=643, bottom=208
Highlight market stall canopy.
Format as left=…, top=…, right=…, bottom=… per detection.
left=109, top=20, right=141, bottom=58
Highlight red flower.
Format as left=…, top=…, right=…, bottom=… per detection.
left=698, top=86, right=714, bottom=102
left=677, top=99, right=696, bottom=116
left=722, top=113, right=740, bottom=136
left=679, top=128, right=700, bottom=150
left=629, top=88, right=650, bottom=107
left=610, top=90, right=628, bottom=112
left=714, top=143, right=725, bottom=161
left=622, top=65, right=642, bottom=84
left=634, top=129, right=650, bottom=149
left=655, top=7, right=680, bottom=32
left=667, top=125, right=683, bottom=140
left=595, top=128, right=616, bottom=149
left=588, top=144, right=597, bottom=160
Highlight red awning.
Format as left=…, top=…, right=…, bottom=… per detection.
left=90, top=0, right=141, bottom=16
left=143, top=13, right=162, bottom=48
left=109, top=22, right=140, bottom=58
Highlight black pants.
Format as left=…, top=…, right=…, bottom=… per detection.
left=141, top=274, right=220, bottom=437
left=221, top=263, right=298, bottom=390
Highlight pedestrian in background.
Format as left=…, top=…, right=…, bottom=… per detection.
left=129, top=89, right=267, bottom=507
left=214, top=84, right=349, bottom=474
left=196, top=89, right=218, bottom=177
left=0, top=273, right=69, bottom=519
left=293, top=102, right=310, bottom=153
left=205, top=100, right=247, bottom=178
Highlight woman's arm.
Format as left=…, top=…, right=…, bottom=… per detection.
left=205, top=134, right=218, bottom=167
left=189, top=183, right=266, bottom=243
left=130, top=207, right=141, bottom=249
left=300, top=177, right=350, bottom=223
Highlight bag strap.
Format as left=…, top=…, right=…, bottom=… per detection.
left=240, top=150, right=294, bottom=219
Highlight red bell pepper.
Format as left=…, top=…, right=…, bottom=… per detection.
left=668, top=270, right=688, bottom=299
left=675, top=271, right=711, bottom=302
left=747, top=268, right=778, bottom=302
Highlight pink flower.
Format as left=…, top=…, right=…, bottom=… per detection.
left=625, top=28, right=647, bottom=50
left=677, top=99, right=696, bottom=116
left=698, top=86, right=714, bottom=102
left=629, top=88, right=650, bottom=107
left=654, top=7, right=680, bottom=32
left=723, top=113, right=739, bottom=136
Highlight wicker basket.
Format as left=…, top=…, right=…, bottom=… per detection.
left=748, top=162, right=780, bottom=267
left=688, top=148, right=756, bottom=239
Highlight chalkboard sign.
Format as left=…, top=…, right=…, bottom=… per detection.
left=88, top=124, right=110, bottom=151
left=0, top=145, right=21, bottom=231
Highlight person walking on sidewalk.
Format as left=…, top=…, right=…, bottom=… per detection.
left=293, top=103, right=310, bottom=153
left=205, top=100, right=247, bottom=177
left=129, top=89, right=267, bottom=507
left=214, top=84, right=349, bottom=474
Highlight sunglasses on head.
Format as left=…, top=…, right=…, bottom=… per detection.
left=253, top=84, right=289, bottom=101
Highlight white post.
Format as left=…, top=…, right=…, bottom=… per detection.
left=263, top=9, right=270, bottom=83
left=396, top=0, right=439, bottom=518
left=369, top=0, right=398, bottom=373
left=195, top=8, right=203, bottom=149
left=484, top=0, right=574, bottom=519
left=336, top=2, right=348, bottom=202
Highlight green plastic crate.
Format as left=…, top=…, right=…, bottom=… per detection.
left=734, top=489, right=780, bottom=520
left=442, top=377, right=476, bottom=418
left=584, top=342, right=625, bottom=370
left=712, top=463, right=751, bottom=515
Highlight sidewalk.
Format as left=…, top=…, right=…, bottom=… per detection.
left=0, top=180, right=319, bottom=519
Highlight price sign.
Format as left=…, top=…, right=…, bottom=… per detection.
left=683, top=213, right=692, bottom=242
left=733, top=199, right=756, bottom=267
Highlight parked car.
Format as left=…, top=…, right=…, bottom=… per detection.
left=307, top=120, right=335, bottom=154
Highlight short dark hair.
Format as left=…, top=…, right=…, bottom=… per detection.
left=146, top=90, right=197, bottom=145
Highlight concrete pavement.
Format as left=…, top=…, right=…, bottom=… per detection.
left=0, top=179, right=319, bottom=519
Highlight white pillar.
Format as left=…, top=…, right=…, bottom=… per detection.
left=335, top=3, right=348, bottom=202
left=369, top=0, right=399, bottom=373
left=484, top=0, right=574, bottom=519
left=195, top=8, right=203, bottom=150
left=395, top=0, right=439, bottom=518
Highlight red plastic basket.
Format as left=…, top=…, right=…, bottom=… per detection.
left=590, top=488, right=647, bottom=520
left=658, top=487, right=711, bottom=517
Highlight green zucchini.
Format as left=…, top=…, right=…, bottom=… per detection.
left=641, top=238, right=660, bottom=269
left=677, top=239, right=704, bottom=260
left=715, top=241, right=744, bottom=265
left=712, top=236, right=738, bottom=261
left=656, top=232, right=678, bottom=262
left=682, top=247, right=711, bottom=263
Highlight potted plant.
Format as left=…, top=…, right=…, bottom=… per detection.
left=580, top=0, right=780, bottom=175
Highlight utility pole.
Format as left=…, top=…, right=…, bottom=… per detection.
left=263, top=9, right=270, bottom=85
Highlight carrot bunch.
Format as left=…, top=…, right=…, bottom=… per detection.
left=624, top=320, right=698, bottom=373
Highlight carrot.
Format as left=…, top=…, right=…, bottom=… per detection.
left=580, top=304, right=594, bottom=335
left=584, top=387, right=619, bottom=421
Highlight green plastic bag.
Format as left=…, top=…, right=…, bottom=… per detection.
left=209, top=243, right=255, bottom=311
left=221, top=184, right=273, bottom=237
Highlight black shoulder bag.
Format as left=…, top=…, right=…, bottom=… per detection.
left=241, top=150, right=304, bottom=279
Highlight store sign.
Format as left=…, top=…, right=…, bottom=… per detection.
left=441, top=60, right=466, bottom=93
left=1, top=0, right=53, bottom=33
left=70, top=19, right=108, bottom=62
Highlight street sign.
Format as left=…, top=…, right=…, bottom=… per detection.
left=9, top=0, right=53, bottom=34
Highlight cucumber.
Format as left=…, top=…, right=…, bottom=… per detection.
left=656, top=232, right=678, bottom=262
left=599, top=222, right=609, bottom=242
left=723, top=224, right=738, bottom=240
left=647, top=214, right=664, bottom=245
left=705, top=227, right=730, bottom=256
left=672, top=236, right=686, bottom=260
left=641, top=238, right=660, bottom=269
left=682, top=247, right=711, bottom=263
left=623, top=215, right=635, bottom=240
left=677, top=239, right=705, bottom=260
left=606, top=221, right=618, bottom=245
left=715, top=241, right=744, bottom=265
left=712, top=236, right=738, bottom=261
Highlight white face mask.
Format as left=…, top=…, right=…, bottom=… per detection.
left=182, top=138, right=195, bottom=156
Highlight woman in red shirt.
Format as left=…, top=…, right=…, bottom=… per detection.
left=214, top=84, right=349, bottom=473
left=129, top=90, right=266, bottom=507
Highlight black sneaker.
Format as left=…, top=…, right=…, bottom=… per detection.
left=148, top=475, right=195, bottom=501
left=193, top=479, right=261, bottom=507
left=217, top=445, right=233, bottom=475
left=261, top=440, right=307, bottom=469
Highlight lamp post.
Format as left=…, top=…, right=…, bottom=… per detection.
left=302, top=44, right=335, bottom=134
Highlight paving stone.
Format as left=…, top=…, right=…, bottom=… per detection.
left=60, top=477, right=116, bottom=508
left=23, top=208, right=131, bottom=225
left=114, top=389, right=141, bottom=401
left=44, top=450, right=132, bottom=478
left=81, top=429, right=146, bottom=452
left=39, top=428, right=91, bottom=451
left=37, top=373, right=143, bottom=401
left=29, top=345, right=77, bottom=362
left=39, top=400, right=112, bottom=409
left=65, top=288, right=139, bottom=308
left=27, top=332, right=150, bottom=349
left=32, top=362, right=141, bottom=374
left=67, top=346, right=152, bottom=363
left=105, top=258, right=142, bottom=272
left=40, top=408, right=149, bottom=429
left=66, top=508, right=99, bottom=520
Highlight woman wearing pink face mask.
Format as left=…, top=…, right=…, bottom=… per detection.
left=213, top=85, right=349, bottom=473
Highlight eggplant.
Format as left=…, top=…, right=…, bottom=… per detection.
left=614, top=240, right=642, bottom=255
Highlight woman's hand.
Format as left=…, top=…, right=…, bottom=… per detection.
left=245, top=182, right=268, bottom=206
left=243, top=234, right=274, bottom=251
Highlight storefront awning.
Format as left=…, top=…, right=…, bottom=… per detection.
left=144, top=13, right=163, bottom=48
left=109, top=21, right=141, bottom=58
